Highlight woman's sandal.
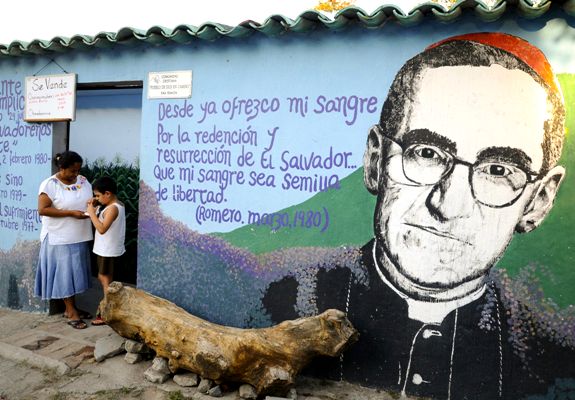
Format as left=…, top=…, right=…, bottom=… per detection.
left=67, top=319, right=87, bottom=329
left=91, top=316, right=106, bottom=326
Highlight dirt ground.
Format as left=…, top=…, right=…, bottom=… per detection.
left=0, top=355, right=402, bottom=400
left=0, top=305, right=412, bottom=400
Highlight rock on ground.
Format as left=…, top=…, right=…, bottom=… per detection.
left=144, top=367, right=170, bottom=384
left=238, top=383, right=257, bottom=399
left=173, top=372, right=200, bottom=387
left=94, top=334, right=126, bottom=362
left=197, top=377, right=214, bottom=393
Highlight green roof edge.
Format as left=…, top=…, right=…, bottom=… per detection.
left=0, top=0, right=573, bottom=58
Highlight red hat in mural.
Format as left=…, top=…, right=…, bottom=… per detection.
left=427, top=32, right=559, bottom=95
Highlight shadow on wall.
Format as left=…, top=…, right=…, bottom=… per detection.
left=8, top=274, right=19, bottom=308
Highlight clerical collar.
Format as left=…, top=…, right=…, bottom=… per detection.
left=371, top=240, right=486, bottom=324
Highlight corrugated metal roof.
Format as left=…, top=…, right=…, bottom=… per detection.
left=1, top=0, right=573, bottom=58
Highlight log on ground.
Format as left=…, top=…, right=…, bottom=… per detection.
left=99, top=281, right=358, bottom=395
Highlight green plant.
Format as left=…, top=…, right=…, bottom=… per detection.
left=168, top=391, right=186, bottom=400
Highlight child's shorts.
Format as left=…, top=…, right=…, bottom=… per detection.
left=96, top=255, right=117, bottom=276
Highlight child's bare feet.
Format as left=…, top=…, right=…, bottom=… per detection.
left=91, top=316, right=106, bottom=326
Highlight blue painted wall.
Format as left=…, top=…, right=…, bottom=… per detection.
left=0, top=11, right=574, bottom=397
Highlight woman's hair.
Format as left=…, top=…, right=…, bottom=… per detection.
left=92, top=176, right=118, bottom=195
left=54, top=151, right=83, bottom=169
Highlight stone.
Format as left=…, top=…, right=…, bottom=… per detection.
left=192, top=393, right=212, bottom=400
left=238, top=384, right=258, bottom=399
left=124, top=339, right=148, bottom=353
left=208, top=385, right=223, bottom=397
left=173, top=372, right=199, bottom=387
left=287, top=388, right=297, bottom=399
left=144, top=367, right=170, bottom=384
left=151, top=356, right=170, bottom=374
left=124, top=352, right=143, bottom=364
left=62, top=345, right=95, bottom=369
left=197, top=377, right=214, bottom=394
left=93, top=334, right=125, bottom=362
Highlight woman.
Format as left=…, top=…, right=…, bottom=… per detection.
left=35, top=151, right=94, bottom=329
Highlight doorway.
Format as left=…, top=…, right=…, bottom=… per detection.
left=50, top=81, right=143, bottom=316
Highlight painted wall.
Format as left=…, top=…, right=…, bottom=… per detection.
left=0, top=11, right=574, bottom=399
left=0, top=49, right=146, bottom=310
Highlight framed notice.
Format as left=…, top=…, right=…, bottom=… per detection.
left=148, top=71, right=193, bottom=99
left=24, top=73, right=77, bottom=122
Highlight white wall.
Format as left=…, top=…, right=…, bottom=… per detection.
left=69, top=89, right=142, bottom=166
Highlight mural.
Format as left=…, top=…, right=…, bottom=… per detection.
left=0, top=10, right=574, bottom=400
left=266, top=33, right=575, bottom=398
left=0, top=76, right=50, bottom=311
left=137, top=30, right=575, bottom=399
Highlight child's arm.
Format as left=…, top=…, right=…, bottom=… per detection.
left=87, top=202, right=119, bottom=234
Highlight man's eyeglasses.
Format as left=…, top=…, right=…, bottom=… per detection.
left=379, top=129, right=540, bottom=208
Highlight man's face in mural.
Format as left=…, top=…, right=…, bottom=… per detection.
left=365, top=64, right=564, bottom=297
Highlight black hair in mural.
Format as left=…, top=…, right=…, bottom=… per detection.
left=378, top=38, right=565, bottom=174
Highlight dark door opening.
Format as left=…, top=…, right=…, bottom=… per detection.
left=49, top=81, right=142, bottom=316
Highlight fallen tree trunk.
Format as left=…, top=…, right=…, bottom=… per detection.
left=100, top=282, right=358, bottom=395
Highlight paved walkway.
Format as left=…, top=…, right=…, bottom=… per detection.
left=0, top=307, right=397, bottom=400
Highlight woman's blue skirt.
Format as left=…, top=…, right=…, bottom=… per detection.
left=34, top=236, right=92, bottom=300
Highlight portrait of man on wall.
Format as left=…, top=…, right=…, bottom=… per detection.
left=264, top=32, right=575, bottom=399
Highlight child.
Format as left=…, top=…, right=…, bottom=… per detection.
left=86, top=176, right=126, bottom=326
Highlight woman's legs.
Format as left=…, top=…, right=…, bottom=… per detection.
left=64, top=296, right=88, bottom=329
left=63, top=296, right=79, bottom=320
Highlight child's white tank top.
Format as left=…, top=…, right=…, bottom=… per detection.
left=93, top=202, right=126, bottom=257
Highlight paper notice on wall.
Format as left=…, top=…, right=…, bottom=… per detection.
left=24, top=73, right=77, bottom=122
left=148, top=71, right=192, bottom=99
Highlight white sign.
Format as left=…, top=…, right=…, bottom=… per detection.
left=148, top=71, right=193, bottom=99
left=24, top=73, right=76, bottom=122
